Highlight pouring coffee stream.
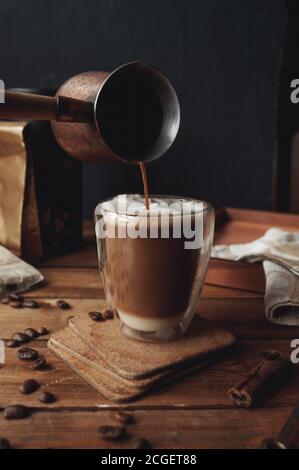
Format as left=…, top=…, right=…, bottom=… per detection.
left=134, top=161, right=150, bottom=210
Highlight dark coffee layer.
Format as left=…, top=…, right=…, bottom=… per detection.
left=100, top=227, right=200, bottom=319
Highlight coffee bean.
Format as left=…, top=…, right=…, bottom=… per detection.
left=9, top=293, right=23, bottom=302
left=135, top=438, right=151, bottom=449
left=36, top=327, right=48, bottom=336
left=0, top=438, right=10, bottom=449
left=24, top=328, right=39, bottom=339
left=17, top=348, right=39, bottom=361
left=20, top=379, right=39, bottom=395
left=23, top=299, right=40, bottom=309
left=4, top=405, right=29, bottom=420
left=56, top=300, right=71, bottom=310
left=88, top=311, right=104, bottom=322
left=12, top=332, right=29, bottom=343
left=103, top=309, right=114, bottom=319
left=0, top=296, right=10, bottom=305
left=6, top=339, right=21, bottom=348
left=114, top=411, right=134, bottom=425
left=9, top=301, right=23, bottom=309
left=31, top=356, right=47, bottom=371
left=98, top=425, right=126, bottom=441
left=39, top=391, right=56, bottom=404
left=260, top=350, right=283, bottom=361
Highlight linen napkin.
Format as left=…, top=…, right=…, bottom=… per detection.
left=212, top=228, right=299, bottom=326
left=0, top=245, right=43, bottom=298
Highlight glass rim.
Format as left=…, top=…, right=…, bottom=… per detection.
left=95, top=194, right=214, bottom=218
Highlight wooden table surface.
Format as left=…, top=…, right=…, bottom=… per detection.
left=1, top=221, right=299, bottom=449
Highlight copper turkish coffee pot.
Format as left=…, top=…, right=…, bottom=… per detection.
left=0, top=62, right=180, bottom=163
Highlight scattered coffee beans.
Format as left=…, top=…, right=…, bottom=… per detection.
left=23, top=299, right=40, bottom=309
left=12, top=332, right=29, bottom=343
left=0, top=437, right=10, bottom=449
left=20, top=379, right=39, bottom=395
left=1, top=294, right=41, bottom=310
left=31, top=356, right=47, bottom=371
left=114, top=411, right=133, bottom=425
left=103, top=309, right=114, bottom=320
left=56, top=300, right=71, bottom=310
left=10, top=301, right=23, bottom=309
left=135, top=438, right=151, bottom=449
left=17, top=348, right=39, bottom=361
left=36, top=327, right=48, bottom=336
left=6, top=339, right=21, bottom=348
left=9, top=294, right=23, bottom=302
left=260, top=350, right=283, bottom=361
left=24, top=328, right=39, bottom=339
left=39, top=391, right=56, bottom=404
left=88, top=311, right=104, bottom=322
left=98, top=425, right=126, bottom=441
left=4, top=405, right=29, bottom=420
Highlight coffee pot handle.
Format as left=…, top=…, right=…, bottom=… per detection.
left=0, top=91, right=93, bottom=123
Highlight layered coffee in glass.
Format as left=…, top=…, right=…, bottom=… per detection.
left=95, top=195, right=214, bottom=342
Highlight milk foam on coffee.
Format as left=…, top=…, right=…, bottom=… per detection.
left=96, top=194, right=203, bottom=250
left=96, top=195, right=205, bottom=332
left=98, top=194, right=202, bottom=215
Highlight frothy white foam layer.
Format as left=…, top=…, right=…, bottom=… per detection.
left=117, top=308, right=183, bottom=332
left=95, top=194, right=203, bottom=217
left=95, top=195, right=205, bottom=249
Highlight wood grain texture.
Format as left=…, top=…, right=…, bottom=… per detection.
left=211, top=207, right=299, bottom=292
left=0, top=408, right=297, bottom=449
left=28, top=271, right=262, bottom=299
left=1, top=220, right=299, bottom=448
left=0, top=340, right=298, bottom=410
left=1, top=297, right=298, bottom=341
left=68, top=314, right=235, bottom=379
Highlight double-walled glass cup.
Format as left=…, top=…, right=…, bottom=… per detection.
left=95, top=195, right=215, bottom=342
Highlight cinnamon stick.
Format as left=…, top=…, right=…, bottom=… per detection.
left=228, top=358, right=292, bottom=408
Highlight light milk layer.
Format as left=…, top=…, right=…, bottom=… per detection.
left=117, top=308, right=183, bottom=332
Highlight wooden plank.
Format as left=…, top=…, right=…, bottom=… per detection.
left=211, top=207, right=299, bottom=292
left=39, top=244, right=97, bottom=269
left=0, top=339, right=298, bottom=409
left=202, top=284, right=262, bottom=298
left=226, top=207, right=299, bottom=229
left=0, top=407, right=297, bottom=449
left=30, top=268, right=105, bottom=298
left=199, top=298, right=299, bottom=339
left=39, top=241, right=97, bottom=270
left=207, top=258, right=265, bottom=294
left=2, top=296, right=296, bottom=341
left=4, top=216, right=298, bottom=449
left=28, top=268, right=262, bottom=299
left=0, top=298, right=108, bottom=339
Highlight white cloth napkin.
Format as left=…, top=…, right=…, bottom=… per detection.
left=0, top=245, right=43, bottom=298
left=212, top=228, right=299, bottom=326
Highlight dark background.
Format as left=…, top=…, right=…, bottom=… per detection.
left=0, top=0, right=286, bottom=217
